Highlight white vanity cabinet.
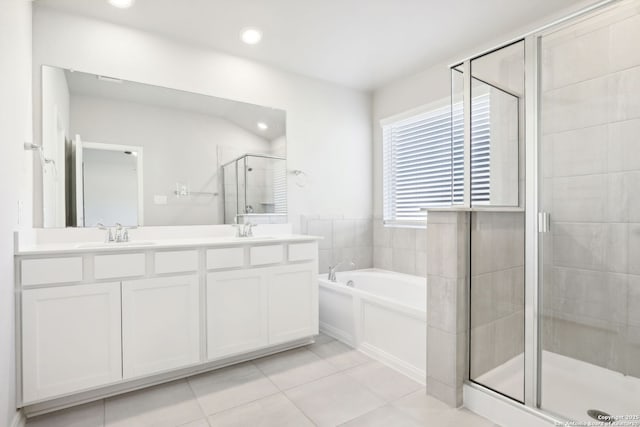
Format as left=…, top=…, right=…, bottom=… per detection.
left=267, top=263, right=318, bottom=344
left=206, top=269, right=269, bottom=360
left=121, top=275, right=200, bottom=378
left=16, top=237, right=319, bottom=410
left=21, top=282, right=123, bottom=402
left=206, top=261, right=318, bottom=360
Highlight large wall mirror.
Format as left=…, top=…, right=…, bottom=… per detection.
left=39, top=65, right=287, bottom=228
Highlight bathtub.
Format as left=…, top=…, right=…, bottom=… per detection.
left=318, top=269, right=427, bottom=383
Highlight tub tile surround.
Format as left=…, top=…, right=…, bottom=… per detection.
left=301, top=216, right=373, bottom=274
left=425, top=211, right=469, bottom=407
left=540, top=9, right=640, bottom=379
left=373, top=218, right=427, bottom=276
left=25, top=334, right=497, bottom=427
left=301, top=215, right=428, bottom=276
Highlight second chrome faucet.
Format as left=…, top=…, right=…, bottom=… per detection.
left=97, top=223, right=137, bottom=243
left=232, top=222, right=257, bottom=238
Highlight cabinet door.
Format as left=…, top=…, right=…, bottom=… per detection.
left=122, top=275, right=200, bottom=378
left=206, top=269, right=268, bottom=360
left=22, top=283, right=122, bottom=403
left=267, top=263, right=318, bottom=344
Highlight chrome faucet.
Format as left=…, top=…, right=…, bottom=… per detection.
left=97, top=223, right=114, bottom=243
left=232, top=222, right=257, bottom=238
left=97, top=223, right=136, bottom=243
left=114, top=223, right=124, bottom=242
left=328, top=260, right=356, bottom=282
left=119, top=224, right=137, bottom=242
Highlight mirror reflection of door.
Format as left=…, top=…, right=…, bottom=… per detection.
left=81, top=142, right=143, bottom=227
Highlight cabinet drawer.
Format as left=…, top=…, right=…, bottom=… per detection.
left=21, top=257, right=83, bottom=286
left=94, top=253, right=145, bottom=279
left=207, top=247, right=244, bottom=270
left=155, top=250, right=198, bottom=274
left=288, top=242, right=317, bottom=262
left=250, top=245, right=283, bottom=266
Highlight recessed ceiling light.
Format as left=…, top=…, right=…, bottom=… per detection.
left=257, top=122, right=268, bottom=131
left=108, top=0, right=134, bottom=9
left=241, top=28, right=263, bottom=45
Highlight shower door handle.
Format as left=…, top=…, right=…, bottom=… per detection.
left=538, top=212, right=550, bottom=233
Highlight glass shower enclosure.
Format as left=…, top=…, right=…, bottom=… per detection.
left=538, top=0, right=640, bottom=421
left=458, top=0, right=640, bottom=423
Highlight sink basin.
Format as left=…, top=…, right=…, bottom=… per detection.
left=232, top=236, right=277, bottom=241
left=75, top=241, right=157, bottom=249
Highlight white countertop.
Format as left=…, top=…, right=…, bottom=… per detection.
left=16, top=234, right=322, bottom=256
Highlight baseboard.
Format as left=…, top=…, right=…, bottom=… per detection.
left=319, top=322, right=354, bottom=346
left=320, top=322, right=426, bottom=385
left=10, top=409, right=26, bottom=427
left=359, top=342, right=426, bottom=385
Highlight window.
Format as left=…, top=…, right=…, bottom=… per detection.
left=382, top=95, right=490, bottom=226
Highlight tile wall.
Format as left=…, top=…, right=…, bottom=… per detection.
left=469, top=212, right=525, bottom=396
left=301, top=216, right=373, bottom=274
left=302, top=215, right=428, bottom=277
left=540, top=7, right=640, bottom=378
left=372, top=218, right=427, bottom=276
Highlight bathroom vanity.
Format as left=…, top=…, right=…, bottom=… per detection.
left=14, top=226, right=319, bottom=413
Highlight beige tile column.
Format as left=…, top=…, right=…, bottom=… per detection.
left=425, top=210, right=469, bottom=407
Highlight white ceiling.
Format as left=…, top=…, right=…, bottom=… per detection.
left=64, top=68, right=287, bottom=140
left=36, top=0, right=587, bottom=91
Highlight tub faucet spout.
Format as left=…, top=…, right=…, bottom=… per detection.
left=328, top=260, right=356, bottom=282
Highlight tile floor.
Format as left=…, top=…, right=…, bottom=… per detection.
left=25, top=334, right=498, bottom=427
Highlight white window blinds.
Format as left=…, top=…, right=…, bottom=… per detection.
left=382, top=94, right=490, bottom=226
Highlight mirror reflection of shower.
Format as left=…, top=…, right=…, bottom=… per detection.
left=222, top=153, right=287, bottom=224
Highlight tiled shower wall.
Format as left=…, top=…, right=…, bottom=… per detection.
left=372, top=218, right=427, bottom=276
left=470, top=212, right=525, bottom=380
left=540, top=7, right=640, bottom=378
left=301, top=216, right=373, bottom=274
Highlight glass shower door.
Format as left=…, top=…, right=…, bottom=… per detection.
left=467, top=40, right=526, bottom=403
left=539, top=0, right=640, bottom=421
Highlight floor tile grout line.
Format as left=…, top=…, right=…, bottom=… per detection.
left=186, top=363, right=281, bottom=420
left=389, top=389, right=468, bottom=427
left=388, top=387, right=428, bottom=405
left=305, top=346, right=372, bottom=373
left=340, top=362, right=425, bottom=404
left=307, top=338, right=375, bottom=371
left=184, top=379, right=212, bottom=426
left=279, top=389, right=320, bottom=426
left=333, top=396, right=388, bottom=427
left=252, top=349, right=342, bottom=393
left=193, top=361, right=318, bottom=426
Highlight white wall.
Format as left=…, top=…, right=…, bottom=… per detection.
left=0, top=1, right=32, bottom=425
left=270, top=135, right=287, bottom=157
left=70, top=94, right=271, bottom=226
left=33, top=6, right=373, bottom=232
